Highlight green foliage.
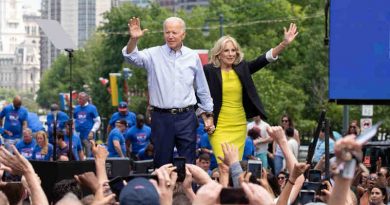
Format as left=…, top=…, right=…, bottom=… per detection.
left=36, top=55, right=69, bottom=108
left=0, top=89, right=39, bottom=112
left=252, top=70, right=308, bottom=128
left=36, top=0, right=389, bottom=135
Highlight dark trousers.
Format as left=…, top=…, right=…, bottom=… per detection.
left=151, top=110, right=197, bottom=168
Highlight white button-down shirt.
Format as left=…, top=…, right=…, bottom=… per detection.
left=122, top=44, right=213, bottom=112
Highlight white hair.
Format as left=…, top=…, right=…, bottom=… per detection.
left=163, top=17, right=186, bottom=32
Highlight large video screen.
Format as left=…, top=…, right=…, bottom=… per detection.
left=329, top=1, right=390, bottom=104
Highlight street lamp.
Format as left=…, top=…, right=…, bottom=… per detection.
left=123, top=68, right=132, bottom=79
left=202, top=14, right=224, bottom=37
left=122, top=68, right=132, bottom=103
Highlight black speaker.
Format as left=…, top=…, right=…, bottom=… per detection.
left=132, top=159, right=154, bottom=174
left=31, top=160, right=95, bottom=202
left=104, top=157, right=131, bottom=178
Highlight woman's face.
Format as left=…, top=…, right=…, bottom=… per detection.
left=361, top=172, right=368, bottom=186
left=218, top=41, right=237, bottom=68
left=277, top=174, right=287, bottom=187
left=281, top=117, right=289, bottom=128
left=37, top=134, right=45, bottom=146
left=211, top=171, right=220, bottom=182
left=348, top=125, right=357, bottom=134
left=370, top=187, right=385, bottom=204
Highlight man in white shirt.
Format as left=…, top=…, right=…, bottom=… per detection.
left=122, top=17, right=214, bottom=167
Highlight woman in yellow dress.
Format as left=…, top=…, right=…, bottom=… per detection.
left=202, top=23, right=298, bottom=168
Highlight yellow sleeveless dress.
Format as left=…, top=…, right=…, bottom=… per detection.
left=210, top=69, right=247, bottom=163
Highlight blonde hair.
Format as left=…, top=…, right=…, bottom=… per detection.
left=209, top=35, right=244, bottom=68
left=36, top=131, right=49, bottom=155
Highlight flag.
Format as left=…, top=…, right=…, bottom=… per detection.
left=109, top=73, right=122, bottom=106
left=99, top=77, right=109, bottom=86
left=99, top=77, right=111, bottom=93
left=59, top=91, right=78, bottom=111
left=59, top=93, right=67, bottom=111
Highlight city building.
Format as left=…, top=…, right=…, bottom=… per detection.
left=39, top=0, right=209, bottom=73
left=0, top=0, right=41, bottom=93
left=40, top=0, right=112, bottom=72
left=159, top=0, right=209, bottom=13
left=112, top=0, right=149, bottom=8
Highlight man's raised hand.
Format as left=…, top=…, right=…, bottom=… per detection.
left=128, top=17, right=148, bottom=39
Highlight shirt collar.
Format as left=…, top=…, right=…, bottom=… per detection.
left=12, top=104, right=21, bottom=110
left=163, top=44, right=185, bottom=55
left=82, top=102, right=89, bottom=107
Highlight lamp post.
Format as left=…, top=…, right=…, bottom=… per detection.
left=202, top=14, right=224, bottom=37
left=218, top=14, right=224, bottom=37
left=122, top=68, right=132, bottom=103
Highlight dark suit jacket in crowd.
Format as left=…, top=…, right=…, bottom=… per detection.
left=203, top=53, right=271, bottom=126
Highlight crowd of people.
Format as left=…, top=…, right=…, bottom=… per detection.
left=0, top=121, right=388, bottom=205
left=0, top=15, right=388, bottom=205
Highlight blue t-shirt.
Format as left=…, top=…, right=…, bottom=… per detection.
left=27, top=112, right=45, bottom=133
left=64, top=134, right=83, bottom=161
left=107, top=128, right=126, bottom=157
left=242, top=137, right=254, bottom=161
left=125, top=125, right=151, bottom=154
left=108, top=111, right=136, bottom=129
left=74, top=104, right=99, bottom=139
left=32, top=143, right=53, bottom=161
left=15, top=139, right=37, bottom=160
left=47, top=111, right=69, bottom=140
left=197, top=123, right=217, bottom=170
left=0, top=104, right=28, bottom=139
left=137, top=145, right=153, bottom=160
left=56, top=145, right=69, bottom=159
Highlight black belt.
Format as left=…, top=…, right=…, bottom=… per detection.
left=151, top=105, right=194, bottom=114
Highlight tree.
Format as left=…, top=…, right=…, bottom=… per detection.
left=37, top=0, right=389, bottom=137
left=0, top=89, right=40, bottom=112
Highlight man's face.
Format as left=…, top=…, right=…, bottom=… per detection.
left=78, top=94, right=87, bottom=106
left=56, top=138, right=63, bottom=145
left=198, top=159, right=210, bottom=171
left=13, top=99, right=22, bottom=109
left=164, top=21, right=185, bottom=51
left=136, top=119, right=144, bottom=128
left=23, top=130, right=32, bottom=143
left=115, top=123, right=126, bottom=132
left=319, top=130, right=325, bottom=139
left=367, top=173, right=378, bottom=189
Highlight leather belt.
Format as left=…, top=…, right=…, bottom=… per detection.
left=151, top=105, right=194, bottom=114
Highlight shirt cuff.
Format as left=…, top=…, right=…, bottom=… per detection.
left=122, top=45, right=138, bottom=57
left=266, top=48, right=278, bottom=62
